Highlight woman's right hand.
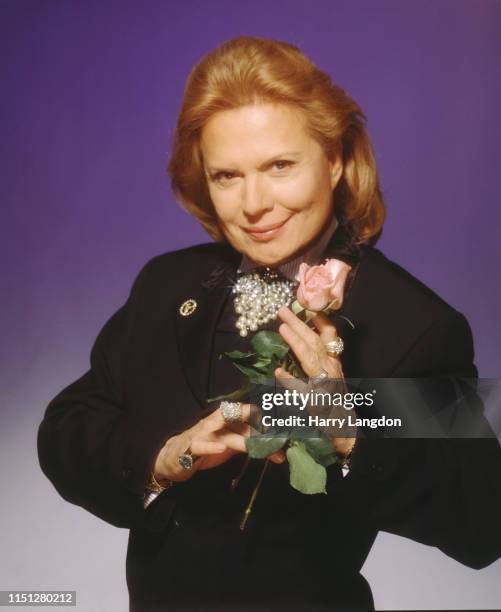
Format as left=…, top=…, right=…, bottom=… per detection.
left=153, top=403, right=285, bottom=484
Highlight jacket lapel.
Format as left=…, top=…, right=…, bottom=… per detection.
left=331, top=246, right=398, bottom=377
left=174, top=252, right=240, bottom=411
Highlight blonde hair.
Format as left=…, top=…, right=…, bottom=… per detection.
left=168, top=36, right=385, bottom=245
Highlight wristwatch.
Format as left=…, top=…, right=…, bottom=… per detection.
left=145, top=471, right=173, bottom=494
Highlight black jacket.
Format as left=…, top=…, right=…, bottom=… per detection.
left=37, top=238, right=501, bottom=610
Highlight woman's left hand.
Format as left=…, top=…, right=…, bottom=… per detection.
left=275, top=306, right=344, bottom=379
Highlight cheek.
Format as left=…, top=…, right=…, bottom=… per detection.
left=272, top=171, right=330, bottom=212
left=209, top=189, right=239, bottom=225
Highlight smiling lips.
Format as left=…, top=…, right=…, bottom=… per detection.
left=243, top=217, right=291, bottom=242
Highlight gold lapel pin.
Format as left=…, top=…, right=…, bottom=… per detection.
left=179, top=299, right=197, bottom=316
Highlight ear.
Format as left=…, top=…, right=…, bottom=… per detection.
left=329, top=148, right=343, bottom=191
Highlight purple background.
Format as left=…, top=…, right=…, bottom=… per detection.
left=1, top=1, right=500, bottom=610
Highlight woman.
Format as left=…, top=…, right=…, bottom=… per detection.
left=37, top=37, right=501, bottom=611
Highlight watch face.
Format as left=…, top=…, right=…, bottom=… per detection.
left=178, top=454, right=193, bottom=470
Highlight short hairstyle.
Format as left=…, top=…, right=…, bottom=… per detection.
left=168, top=36, right=385, bottom=245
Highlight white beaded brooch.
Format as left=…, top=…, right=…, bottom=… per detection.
left=232, top=268, right=297, bottom=337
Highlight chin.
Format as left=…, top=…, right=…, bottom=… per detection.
left=243, top=242, right=298, bottom=267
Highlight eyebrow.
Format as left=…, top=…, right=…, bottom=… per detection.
left=205, top=151, right=303, bottom=174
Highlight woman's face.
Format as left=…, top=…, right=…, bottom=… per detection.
left=200, top=103, right=342, bottom=266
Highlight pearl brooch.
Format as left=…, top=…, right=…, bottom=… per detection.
left=232, top=268, right=297, bottom=337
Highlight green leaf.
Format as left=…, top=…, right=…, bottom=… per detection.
left=246, top=436, right=288, bottom=459
left=280, top=351, right=306, bottom=380
left=250, top=331, right=289, bottom=359
left=286, top=441, right=327, bottom=494
left=303, top=436, right=336, bottom=459
left=267, top=356, right=281, bottom=376
left=255, top=357, right=282, bottom=379
left=207, top=380, right=251, bottom=403
left=289, top=433, right=338, bottom=468
left=304, top=437, right=338, bottom=467
left=224, top=350, right=256, bottom=361
left=253, top=357, right=272, bottom=371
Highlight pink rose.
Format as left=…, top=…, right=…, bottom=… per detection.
left=296, top=263, right=334, bottom=311
left=296, top=259, right=352, bottom=312
left=323, top=258, right=352, bottom=310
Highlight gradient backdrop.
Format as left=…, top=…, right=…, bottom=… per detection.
left=1, top=1, right=500, bottom=610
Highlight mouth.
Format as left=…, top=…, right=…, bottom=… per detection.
left=242, top=217, right=291, bottom=242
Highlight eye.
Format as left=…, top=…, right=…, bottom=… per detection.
left=271, top=160, right=293, bottom=172
left=211, top=171, right=237, bottom=185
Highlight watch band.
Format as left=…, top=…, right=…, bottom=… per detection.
left=145, top=471, right=173, bottom=494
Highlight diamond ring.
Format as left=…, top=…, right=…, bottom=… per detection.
left=308, top=368, right=329, bottom=389
left=178, top=446, right=200, bottom=470
left=324, top=337, right=344, bottom=357
left=220, top=401, right=243, bottom=424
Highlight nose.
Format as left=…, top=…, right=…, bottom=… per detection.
left=241, top=173, right=273, bottom=217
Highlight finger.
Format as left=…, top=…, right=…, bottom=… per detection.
left=278, top=322, right=323, bottom=377
left=188, top=439, right=228, bottom=456
left=205, top=429, right=284, bottom=463
left=274, top=367, right=294, bottom=379
left=278, top=320, right=315, bottom=357
left=202, top=402, right=253, bottom=432
left=269, top=450, right=286, bottom=464
left=274, top=367, right=309, bottom=394
left=228, top=420, right=252, bottom=437
left=226, top=416, right=269, bottom=440
left=211, top=430, right=247, bottom=453
left=311, top=312, right=339, bottom=343
left=278, top=306, right=323, bottom=348
left=214, top=427, right=285, bottom=463
left=311, top=314, right=344, bottom=372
